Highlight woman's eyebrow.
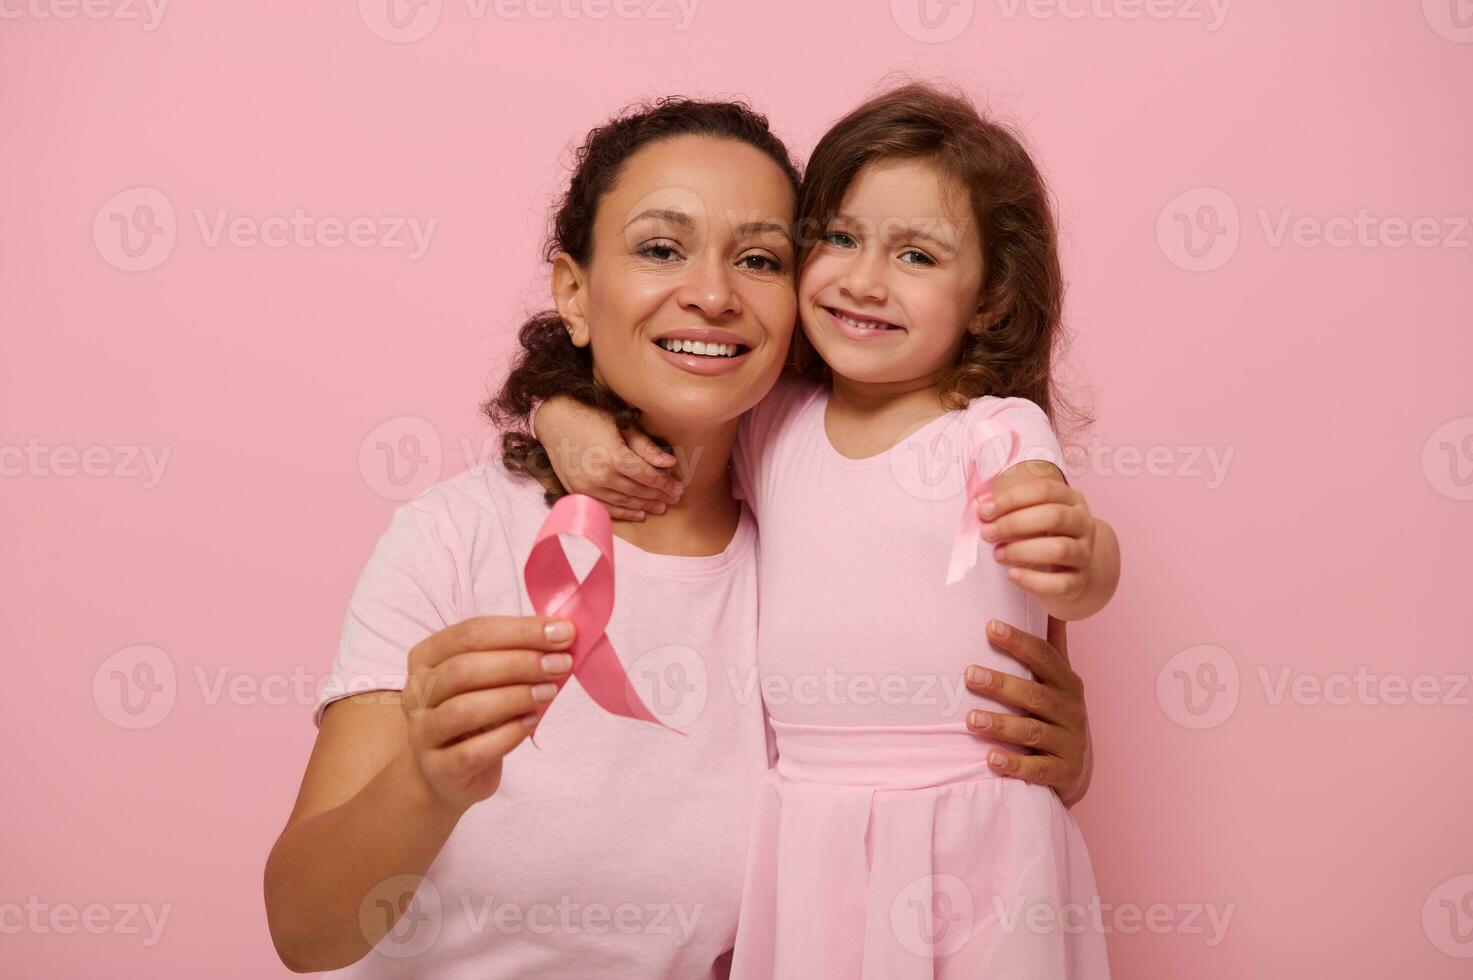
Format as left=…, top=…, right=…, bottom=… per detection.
left=732, top=220, right=791, bottom=238
left=624, top=208, right=695, bottom=230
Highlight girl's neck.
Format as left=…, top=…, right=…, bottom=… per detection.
left=611, top=418, right=741, bottom=558
left=827, top=366, right=952, bottom=429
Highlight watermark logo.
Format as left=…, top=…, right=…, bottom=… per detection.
left=360, top=874, right=442, bottom=959
left=0, top=897, right=172, bottom=946
left=0, top=439, right=172, bottom=488
left=626, top=644, right=708, bottom=728
left=993, top=895, right=1234, bottom=944
left=358, top=0, right=443, bottom=42
left=359, top=416, right=444, bottom=501
left=1424, top=874, right=1473, bottom=957
left=94, top=187, right=176, bottom=272
left=890, top=873, right=976, bottom=957
left=1423, top=0, right=1473, bottom=43
left=0, top=0, right=169, bottom=30
left=1423, top=416, right=1473, bottom=501
left=92, top=644, right=176, bottom=730
left=1156, top=644, right=1238, bottom=729
left=891, top=0, right=975, bottom=42
left=995, top=0, right=1231, bottom=31
left=1157, top=187, right=1239, bottom=272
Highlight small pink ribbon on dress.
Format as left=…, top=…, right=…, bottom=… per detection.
left=523, top=493, right=683, bottom=737
left=945, top=423, right=1024, bottom=586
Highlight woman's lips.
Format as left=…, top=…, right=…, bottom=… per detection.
left=651, top=339, right=754, bottom=376
left=821, top=305, right=904, bottom=341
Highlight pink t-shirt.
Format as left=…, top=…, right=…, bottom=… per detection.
left=732, top=375, right=1067, bottom=728
left=313, top=458, right=768, bottom=979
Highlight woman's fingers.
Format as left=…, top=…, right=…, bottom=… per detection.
left=965, top=661, right=1073, bottom=730
left=984, top=747, right=1080, bottom=792
left=419, top=649, right=573, bottom=709
left=428, top=715, right=538, bottom=779
left=423, top=683, right=557, bottom=746
left=965, top=708, right=1076, bottom=758
left=983, top=619, right=1081, bottom=699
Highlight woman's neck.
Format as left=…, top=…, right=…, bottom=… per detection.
left=610, top=418, right=741, bottom=558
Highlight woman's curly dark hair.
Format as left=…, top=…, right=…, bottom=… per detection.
left=484, top=96, right=801, bottom=502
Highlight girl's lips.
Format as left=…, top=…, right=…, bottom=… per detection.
left=821, top=305, right=904, bottom=341
left=651, top=340, right=754, bottom=376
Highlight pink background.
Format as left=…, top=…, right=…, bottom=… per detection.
left=4, top=1, right=1471, bottom=976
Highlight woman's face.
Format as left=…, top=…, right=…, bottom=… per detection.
left=553, top=135, right=797, bottom=433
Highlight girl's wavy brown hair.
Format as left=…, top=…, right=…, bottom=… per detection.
left=791, top=81, right=1089, bottom=436
left=484, top=97, right=802, bottom=501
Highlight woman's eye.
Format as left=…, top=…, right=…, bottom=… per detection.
left=637, top=242, right=682, bottom=262
left=899, top=248, right=935, bottom=266
left=738, top=253, right=783, bottom=272
left=823, top=232, right=856, bottom=248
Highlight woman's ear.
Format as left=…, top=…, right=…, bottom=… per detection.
left=550, top=252, right=591, bottom=348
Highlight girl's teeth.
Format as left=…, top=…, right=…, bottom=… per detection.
left=658, top=339, right=743, bottom=357
left=836, top=310, right=894, bottom=331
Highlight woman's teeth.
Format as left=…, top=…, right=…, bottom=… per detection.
left=829, top=308, right=899, bottom=331
left=657, top=338, right=745, bottom=358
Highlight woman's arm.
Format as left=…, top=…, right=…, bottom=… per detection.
left=264, top=615, right=575, bottom=972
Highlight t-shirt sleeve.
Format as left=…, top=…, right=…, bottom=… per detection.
left=967, top=396, right=1069, bottom=483
left=732, top=372, right=820, bottom=515
left=313, top=500, right=464, bottom=727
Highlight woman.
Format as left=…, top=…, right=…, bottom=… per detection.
left=264, top=97, right=1095, bottom=978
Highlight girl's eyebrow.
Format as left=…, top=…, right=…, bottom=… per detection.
left=831, top=211, right=959, bottom=256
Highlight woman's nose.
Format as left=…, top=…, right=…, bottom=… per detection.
left=677, top=253, right=742, bottom=319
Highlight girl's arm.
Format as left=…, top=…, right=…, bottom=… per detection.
left=264, top=615, right=575, bottom=972
left=981, top=460, right=1121, bottom=621
left=530, top=397, right=683, bottom=521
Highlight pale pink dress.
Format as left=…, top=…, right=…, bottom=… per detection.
left=729, top=376, right=1111, bottom=979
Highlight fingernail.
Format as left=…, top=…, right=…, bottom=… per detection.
left=966, top=665, right=980, bottom=685
left=671, top=483, right=684, bottom=497
left=993, top=545, right=1006, bottom=562
left=545, top=620, right=574, bottom=644
left=989, top=750, right=1007, bottom=768
left=978, top=497, right=997, bottom=519
left=1007, top=567, right=1023, bottom=582
left=970, top=710, right=991, bottom=729
left=979, top=522, right=996, bottom=541
left=541, top=653, right=573, bottom=675
left=973, top=668, right=993, bottom=687
left=651, top=502, right=667, bottom=514
left=989, top=620, right=1010, bottom=638
left=532, top=682, right=558, bottom=703
left=521, top=712, right=541, bottom=729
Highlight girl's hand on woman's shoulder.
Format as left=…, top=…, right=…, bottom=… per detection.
left=532, top=396, right=684, bottom=521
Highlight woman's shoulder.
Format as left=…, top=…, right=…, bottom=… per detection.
left=395, top=454, right=553, bottom=545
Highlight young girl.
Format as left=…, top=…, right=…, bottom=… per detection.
left=535, top=83, right=1118, bottom=977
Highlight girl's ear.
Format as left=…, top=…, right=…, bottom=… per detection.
left=550, top=252, right=592, bottom=348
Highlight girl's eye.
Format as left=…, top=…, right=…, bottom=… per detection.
left=823, top=231, right=856, bottom=248
left=899, top=248, right=935, bottom=266
left=637, top=242, right=683, bottom=262
left=738, top=253, right=783, bottom=272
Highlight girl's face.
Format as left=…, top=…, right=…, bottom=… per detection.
left=798, top=158, right=984, bottom=389
left=554, top=135, right=797, bottom=433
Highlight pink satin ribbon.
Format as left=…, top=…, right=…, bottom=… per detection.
left=523, top=493, right=682, bottom=736
left=945, top=422, right=1024, bottom=586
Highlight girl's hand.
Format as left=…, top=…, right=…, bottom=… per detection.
left=531, top=396, right=683, bottom=521
left=400, top=615, right=578, bottom=811
left=978, top=462, right=1120, bottom=620
left=963, top=617, right=1093, bottom=807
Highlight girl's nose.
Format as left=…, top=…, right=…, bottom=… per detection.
left=839, top=250, right=888, bottom=304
